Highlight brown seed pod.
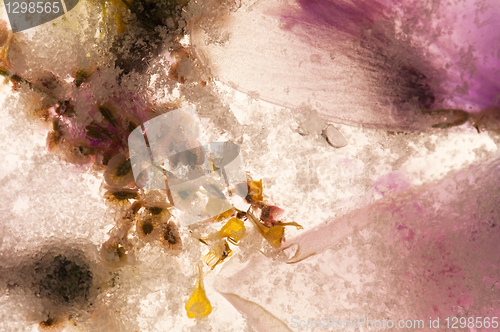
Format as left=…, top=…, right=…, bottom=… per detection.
left=136, top=216, right=160, bottom=243
left=159, top=221, right=182, bottom=252
left=100, top=240, right=132, bottom=269
left=61, top=139, right=96, bottom=165
left=144, top=201, right=172, bottom=222
left=46, top=120, right=64, bottom=152
left=104, top=188, right=139, bottom=207
left=98, top=105, right=118, bottom=128
left=104, top=153, right=135, bottom=187
left=74, top=69, right=93, bottom=88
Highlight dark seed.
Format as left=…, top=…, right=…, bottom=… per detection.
left=38, top=315, right=64, bottom=330
left=116, top=246, right=126, bottom=259
left=111, top=191, right=138, bottom=200
left=245, top=194, right=253, bottom=203
left=260, top=206, right=270, bottom=221
left=39, top=316, right=56, bottom=328
left=104, top=154, right=135, bottom=187
left=75, top=70, right=90, bottom=87
left=148, top=207, right=163, bottom=215
left=116, top=159, right=132, bottom=177
left=142, top=222, right=154, bottom=235
left=163, top=228, right=177, bottom=245
left=98, top=106, right=118, bottom=128
left=86, top=125, right=106, bottom=140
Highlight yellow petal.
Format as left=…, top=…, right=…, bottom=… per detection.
left=185, top=268, right=212, bottom=319
left=245, top=210, right=291, bottom=248
left=247, top=179, right=263, bottom=202
left=262, top=225, right=285, bottom=248
left=203, top=241, right=232, bottom=270
left=219, top=217, right=246, bottom=242
left=214, top=209, right=234, bottom=222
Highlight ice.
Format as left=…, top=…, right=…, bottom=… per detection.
left=322, top=124, right=348, bottom=148
left=1, top=0, right=500, bottom=331
left=3, top=81, right=498, bottom=330
left=216, top=157, right=500, bottom=330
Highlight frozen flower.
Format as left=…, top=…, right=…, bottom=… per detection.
left=260, top=205, right=285, bottom=226
left=2, top=0, right=499, bottom=331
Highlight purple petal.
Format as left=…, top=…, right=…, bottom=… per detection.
left=192, top=0, right=500, bottom=130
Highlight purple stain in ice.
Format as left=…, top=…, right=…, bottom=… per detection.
left=396, top=224, right=414, bottom=242
left=372, top=172, right=409, bottom=196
